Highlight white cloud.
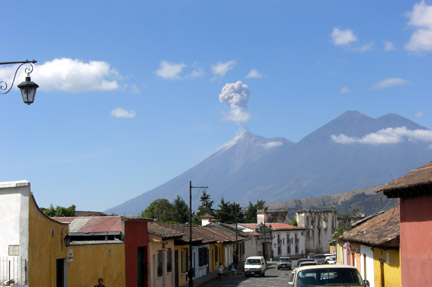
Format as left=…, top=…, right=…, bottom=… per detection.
left=211, top=60, right=236, bottom=78
left=246, top=69, right=264, bottom=79
left=331, top=27, right=358, bottom=46
left=384, top=41, right=395, bottom=51
left=405, top=1, right=432, bottom=52
left=219, top=81, right=250, bottom=125
left=372, top=78, right=410, bottom=89
left=340, top=86, right=352, bottom=94
left=1, top=58, right=120, bottom=93
left=155, top=61, right=185, bottom=79
left=331, top=127, right=432, bottom=145
left=415, top=110, right=423, bottom=118
left=353, top=43, right=374, bottom=52
left=260, top=141, right=283, bottom=149
left=110, top=108, right=136, bottom=119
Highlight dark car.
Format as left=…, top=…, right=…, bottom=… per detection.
left=313, top=254, right=326, bottom=264
left=277, top=257, right=292, bottom=270
left=296, top=258, right=317, bottom=268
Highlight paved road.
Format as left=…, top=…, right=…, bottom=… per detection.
left=205, top=263, right=292, bottom=287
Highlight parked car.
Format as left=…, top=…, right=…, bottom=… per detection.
left=298, top=261, right=318, bottom=267
left=296, top=258, right=317, bottom=268
left=313, top=254, right=326, bottom=264
left=277, top=257, right=292, bottom=270
left=244, top=256, right=266, bottom=277
left=307, top=252, right=315, bottom=258
left=325, top=255, right=337, bottom=264
left=288, top=265, right=370, bottom=287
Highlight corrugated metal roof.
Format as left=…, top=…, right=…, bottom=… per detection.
left=341, top=207, right=400, bottom=248
left=53, top=216, right=122, bottom=233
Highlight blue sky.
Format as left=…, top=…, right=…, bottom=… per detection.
left=1, top=0, right=431, bottom=211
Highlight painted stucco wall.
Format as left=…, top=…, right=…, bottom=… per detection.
left=296, top=210, right=337, bottom=253
left=360, top=245, right=374, bottom=287
left=400, top=196, right=432, bottom=287
left=148, top=234, right=175, bottom=287
left=174, top=244, right=189, bottom=287
left=373, top=248, right=401, bottom=287
left=0, top=181, right=31, bottom=285
left=67, top=243, right=125, bottom=287
left=271, top=230, right=306, bottom=258
left=124, top=220, right=149, bottom=287
left=28, top=191, right=69, bottom=286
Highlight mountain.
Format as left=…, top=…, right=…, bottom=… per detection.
left=106, top=111, right=432, bottom=215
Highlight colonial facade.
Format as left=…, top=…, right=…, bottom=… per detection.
left=296, top=210, right=337, bottom=254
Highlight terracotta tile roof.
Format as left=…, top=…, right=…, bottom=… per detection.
left=53, top=216, right=122, bottom=233
left=198, top=224, right=244, bottom=243
left=148, top=222, right=184, bottom=239
left=161, top=224, right=217, bottom=244
left=341, top=207, right=400, bottom=248
left=379, top=161, right=432, bottom=198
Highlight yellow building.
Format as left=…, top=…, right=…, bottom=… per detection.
left=0, top=180, right=151, bottom=287
left=339, top=207, right=401, bottom=287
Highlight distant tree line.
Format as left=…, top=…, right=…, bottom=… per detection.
left=140, top=192, right=266, bottom=225
left=43, top=204, right=76, bottom=217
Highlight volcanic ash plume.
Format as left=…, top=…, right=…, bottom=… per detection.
left=219, top=81, right=250, bottom=125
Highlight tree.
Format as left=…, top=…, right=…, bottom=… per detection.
left=141, top=199, right=176, bottom=222
left=172, top=196, right=189, bottom=223
left=245, top=199, right=266, bottom=223
left=215, top=199, right=245, bottom=224
left=333, top=214, right=351, bottom=240
left=43, top=204, right=76, bottom=217
left=290, top=219, right=298, bottom=226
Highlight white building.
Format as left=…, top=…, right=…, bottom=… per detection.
left=296, top=210, right=337, bottom=254
left=269, top=223, right=306, bottom=259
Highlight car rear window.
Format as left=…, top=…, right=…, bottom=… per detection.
left=296, top=268, right=363, bottom=286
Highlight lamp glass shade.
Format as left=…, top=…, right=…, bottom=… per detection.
left=17, top=76, right=38, bottom=105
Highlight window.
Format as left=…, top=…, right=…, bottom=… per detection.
left=157, top=250, right=164, bottom=277
left=167, top=248, right=172, bottom=273
left=181, top=248, right=188, bottom=273
left=198, top=247, right=209, bottom=267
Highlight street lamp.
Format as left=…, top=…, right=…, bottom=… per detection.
left=0, top=60, right=39, bottom=105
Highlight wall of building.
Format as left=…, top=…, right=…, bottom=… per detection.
left=296, top=210, right=337, bottom=254
left=67, top=242, right=125, bottom=287
left=0, top=181, right=31, bottom=285
left=360, top=245, right=374, bottom=287
left=28, top=191, right=69, bottom=286
left=148, top=234, right=175, bottom=287
left=174, top=244, right=189, bottom=287
left=373, top=248, right=400, bottom=287
left=271, top=230, right=306, bottom=258
left=400, top=196, right=432, bottom=287
left=124, top=220, right=149, bottom=287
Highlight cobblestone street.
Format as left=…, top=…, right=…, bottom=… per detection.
left=203, top=263, right=292, bottom=287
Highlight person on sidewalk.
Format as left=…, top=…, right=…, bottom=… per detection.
left=217, top=263, right=224, bottom=280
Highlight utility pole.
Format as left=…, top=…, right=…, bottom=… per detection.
left=235, top=202, right=238, bottom=265
left=188, top=181, right=208, bottom=287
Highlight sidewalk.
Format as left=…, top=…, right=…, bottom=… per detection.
left=195, top=267, right=243, bottom=287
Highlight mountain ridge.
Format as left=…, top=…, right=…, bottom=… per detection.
left=106, top=111, right=432, bottom=216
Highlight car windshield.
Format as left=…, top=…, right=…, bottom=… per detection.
left=296, top=268, right=364, bottom=287
left=280, top=258, right=290, bottom=262
left=246, top=259, right=261, bottom=265
left=314, top=255, right=325, bottom=259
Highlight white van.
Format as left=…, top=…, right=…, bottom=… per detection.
left=244, top=256, right=266, bottom=277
